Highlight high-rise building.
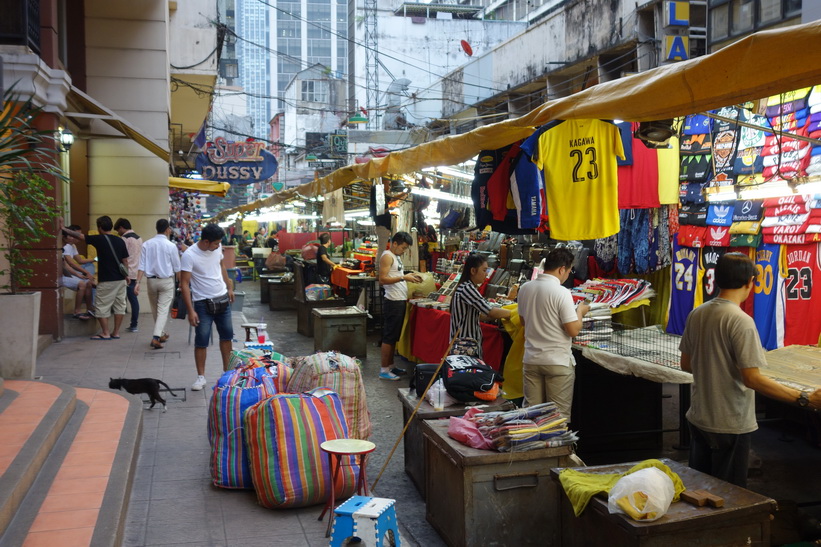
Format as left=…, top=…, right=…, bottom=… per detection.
left=237, top=0, right=272, bottom=138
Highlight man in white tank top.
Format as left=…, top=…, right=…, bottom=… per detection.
left=378, top=231, right=422, bottom=380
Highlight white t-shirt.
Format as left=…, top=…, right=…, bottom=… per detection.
left=517, top=273, right=578, bottom=366
left=63, top=243, right=78, bottom=257
left=180, top=243, right=227, bottom=301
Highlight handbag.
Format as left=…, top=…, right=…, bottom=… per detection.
left=104, top=234, right=130, bottom=278
left=205, top=293, right=231, bottom=315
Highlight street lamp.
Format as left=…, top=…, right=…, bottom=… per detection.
left=59, top=128, right=75, bottom=151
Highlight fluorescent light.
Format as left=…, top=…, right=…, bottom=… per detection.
left=706, top=190, right=737, bottom=202
left=344, top=209, right=371, bottom=219
left=290, top=200, right=306, bottom=208
left=737, top=182, right=794, bottom=200
left=794, top=181, right=821, bottom=194
left=357, top=219, right=375, bottom=226
left=218, top=221, right=233, bottom=227
left=411, top=186, right=472, bottom=205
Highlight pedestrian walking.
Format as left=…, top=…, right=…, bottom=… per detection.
left=135, top=219, right=181, bottom=350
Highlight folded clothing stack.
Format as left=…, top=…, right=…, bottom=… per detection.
left=469, top=402, right=578, bottom=452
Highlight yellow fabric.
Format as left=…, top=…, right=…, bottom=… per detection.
left=766, top=87, right=812, bottom=105
left=615, top=267, right=672, bottom=329
left=610, top=299, right=651, bottom=315
left=499, top=303, right=524, bottom=400
left=168, top=177, right=231, bottom=197
left=533, top=120, right=624, bottom=241
left=396, top=302, right=420, bottom=363
left=657, top=134, right=680, bottom=205
left=213, top=21, right=821, bottom=221
left=558, top=459, right=686, bottom=517
left=729, top=220, right=762, bottom=235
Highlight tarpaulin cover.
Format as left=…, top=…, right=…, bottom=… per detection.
left=215, top=21, right=821, bottom=220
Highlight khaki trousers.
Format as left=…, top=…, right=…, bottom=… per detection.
left=147, top=277, right=175, bottom=338
left=523, top=362, right=575, bottom=422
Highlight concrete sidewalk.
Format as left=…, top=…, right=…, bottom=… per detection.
left=34, top=285, right=429, bottom=547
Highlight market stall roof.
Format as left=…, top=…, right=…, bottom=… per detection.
left=214, top=20, right=821, bottom=221
left=168, top=177, right=230, bottom=197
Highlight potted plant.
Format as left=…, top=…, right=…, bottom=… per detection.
left=0, top=87, right=63, bottom=379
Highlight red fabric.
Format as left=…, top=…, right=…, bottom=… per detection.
left=275, top=231, right=344, bottom=252
left=330, top=266, right=362, bottom=291
left=409, top=306, right=504, bottom=370
left=488, top=142, right=522, bottom=222
left=618, top=123, right=661, bottom=209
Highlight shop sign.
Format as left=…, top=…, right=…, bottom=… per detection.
left=663, top=1, right=690, bottom=62
left=664, top=1, right=689, bottom=27
left=308, top=160, right=344, bottom=169
left=195, top=137, right=278, bottom=184
left=665, top=35, right=690, bottom=61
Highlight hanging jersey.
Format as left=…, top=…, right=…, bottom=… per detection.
left=667, top=240, right=698, bottom=335
left=679, top=204, right=708, bottom=226
left=711, top=107, right=740, bottom=179
left=694, top=246, right=726, bottom=308
left=680, top=182, right=708, bottom=204
left=616, top=121, right=634, bottom=166
left=705, top=226, right=731, bottom=247
left=484, top=142, right=521, bottom=223
left=784, top=244, right=821, bottom=345
left=618, top=122, right=660, bottom=209
left=657, top=134, right=680, bottom=205
left=473, top=145, right=513, bottom=230
left=706, top=202, right=735, bottom=226
left=683, top=114, right=712, bottom=135
left=678, top=225, right=709, bottom=248
left=680, top=132, right=712, bottom=155
left=753, top=243, right=786, bottom=350
left=679, top=154, right=713, bottom=182
left=533, top=119, right=625, bottom=241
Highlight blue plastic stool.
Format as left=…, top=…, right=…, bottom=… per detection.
left=330, top=496, right=400, bottom=547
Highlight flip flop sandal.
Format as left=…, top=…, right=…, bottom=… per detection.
left=89, top=335, right=112, bottom=341
left=110, top=335, right=121, bottom=339
left=72, top=313, right=91, bottom=320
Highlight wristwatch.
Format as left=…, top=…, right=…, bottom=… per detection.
left=797, top=391, right=810, bottom=408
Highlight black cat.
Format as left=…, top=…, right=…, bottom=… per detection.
left=109, top=378, right=179, bottom=412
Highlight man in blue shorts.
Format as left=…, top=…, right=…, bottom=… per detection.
left=180, top=223, right=234, bottom=391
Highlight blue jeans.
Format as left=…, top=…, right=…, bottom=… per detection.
left=193, top=299, right=234, bottom=348
left=126, top=279, right=139, bottom=328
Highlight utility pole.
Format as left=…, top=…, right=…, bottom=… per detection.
left=364, top=0, right=379, bottom=130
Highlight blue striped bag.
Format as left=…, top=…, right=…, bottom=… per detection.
left=216, top=358, right=292, bottom=393
left=208, top=372, right=278, bottom=489
left=244, top=388, right=360, bottom=508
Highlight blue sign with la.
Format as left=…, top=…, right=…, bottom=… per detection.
left=196, top=137, right=278, bottom=184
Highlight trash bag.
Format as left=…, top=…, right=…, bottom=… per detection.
left=608, top=467, right=675, bottom=522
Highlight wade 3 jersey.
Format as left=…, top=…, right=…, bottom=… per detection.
left=753, top=243, right=786, bottom=350
left=694, top=246, right=726, bottom=308
left=784, top=243, right=821, bottom=345
left=667, top=240, right=698, bottom=336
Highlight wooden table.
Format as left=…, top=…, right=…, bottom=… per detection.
left=550, top=459, right=777, bottom=547
left=762, top=345, right=821, bottom=391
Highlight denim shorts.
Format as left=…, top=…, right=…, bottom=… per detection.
left=193, top=299, right=234, bottom=347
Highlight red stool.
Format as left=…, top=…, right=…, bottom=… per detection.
left=318, top=438, right=376, bottom=537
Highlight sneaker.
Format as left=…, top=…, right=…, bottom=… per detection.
left=390, top=366, right=407, bottom=376
left=191, top=375, right=207, bottom=391
left=379, top=371, right=400, bottom=381
left=126, top=326, right=139, bottom=332
left=159, top=332, right=170, bottom=343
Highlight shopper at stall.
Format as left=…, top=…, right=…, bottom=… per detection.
left=450, top=253, right=511, bottom=357
left=114, top=218, right=142, bottom=332
left=316, top=232, right=336, bottom=283
left=680, top=252, right=821, bottom=487
left=180, top=223, right=234, bottom=391
left=517, top=248, right=589, bottom=421
left=378, top=231, right=422, bottom=380
left=134, top=219, right=181, bottom=350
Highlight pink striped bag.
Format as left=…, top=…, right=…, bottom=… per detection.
left=244, top=388, right=359, bottom=508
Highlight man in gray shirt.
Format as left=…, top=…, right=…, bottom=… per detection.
left=680, top=252, right=821, bottom=487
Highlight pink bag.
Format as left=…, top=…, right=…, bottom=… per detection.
left=447, top=416, right=494, bottom=450
left=301, top=242, right=319, bottom=260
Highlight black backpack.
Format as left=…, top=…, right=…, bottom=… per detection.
left=442, top=355, right=503, bottom=402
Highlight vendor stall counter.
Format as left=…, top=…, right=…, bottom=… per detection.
left=550, top=459, right=776, bottom=547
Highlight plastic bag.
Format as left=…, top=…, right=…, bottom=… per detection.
left=608, top=467, right=675, bottom=522
left=425, top=379, right=458, bottom=410
left=447, top=416, right=494, bottom=450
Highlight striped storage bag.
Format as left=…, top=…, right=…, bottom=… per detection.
left=217, top=358, right=292, bottom=393
left=208, top=372, right=278, bottom=489
left=244, top=388, right=359, bottom=508
left=287, top=351, right=371, bottom=440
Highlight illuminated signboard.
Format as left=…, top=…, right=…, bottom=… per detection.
left=195, top=137, right=278, bottom=184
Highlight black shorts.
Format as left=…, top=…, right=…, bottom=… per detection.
left=382, top=299, right=407, bottom=344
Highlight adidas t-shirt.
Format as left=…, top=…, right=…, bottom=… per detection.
left=707, top=202, right=735, bottom=226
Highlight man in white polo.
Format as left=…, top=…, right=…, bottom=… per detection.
left=135, top=219, right=181, bottom=350
left=517, top=248, right=589, bottom=422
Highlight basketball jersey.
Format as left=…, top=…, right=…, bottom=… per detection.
left=534, top=119, right=624, bottom=241
left=667, top=240, right=698, bottom=335
left=694, top=247, right=726, bottom=308
left=784, top=244, right=821, bottom=345
left=753, top=244, right=786, bottom=350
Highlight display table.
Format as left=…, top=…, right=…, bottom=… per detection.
left=550, top=459, right=776, bottom=547
left=422, top=419, right=572, bottom=547
left=762, top=345, right=821, bottom=390
left=397, top=388, right=515, bottom=496
left=330, top=266, right=361, bottom=291
left=400, top=305, right=505, bottom=369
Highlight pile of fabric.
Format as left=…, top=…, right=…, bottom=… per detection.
left=575, top=303, right=613, bottom=345
left=761, top=194, right=821, bottom=245
left=468, top=402, right=578, bottom=452
left=571, top=278, right=654, bottom=308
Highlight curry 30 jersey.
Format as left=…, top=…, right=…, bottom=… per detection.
left=667, top=240, right=698, bottom=336
left=753, top=243, right=786, bottom=350
left=784, top=243, right=821, bottom=345
left=694, top=246, right=726, bottom=308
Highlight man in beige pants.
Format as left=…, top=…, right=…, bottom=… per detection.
left=135, top=219, right=181, bottom=349
left=517, top=248, right=589, bottom=422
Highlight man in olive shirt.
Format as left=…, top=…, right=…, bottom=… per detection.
left=680, top=252, right=821, bottom=487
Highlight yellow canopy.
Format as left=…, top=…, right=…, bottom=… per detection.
left=214, top=20, right=821, bottom=221
left=169, top=177, right=230, bottom=197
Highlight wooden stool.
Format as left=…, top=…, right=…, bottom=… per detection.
left=240, top=323, right=259, bottom=342
left=330, top=496, right=400, bottom=547
left=318, top=438, right=375, bottom=537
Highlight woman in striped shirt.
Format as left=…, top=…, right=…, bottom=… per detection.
left=450, top=254, right=511, bottom=357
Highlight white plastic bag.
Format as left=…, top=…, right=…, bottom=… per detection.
left=607, top=467, right=674, bottom=522
left=425, top=379, right=458, bottom=410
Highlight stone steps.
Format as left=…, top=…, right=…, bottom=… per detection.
left=0, top=380, right=142, bottom=547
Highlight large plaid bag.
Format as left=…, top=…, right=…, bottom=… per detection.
left=287, top=352, right=371, bottom=440
left=244, top=388, right=359, bottom=508
left=228, top=349, right=291, bottom=370
left=217, top=358, right=292, bottom=393
left=208, top=372, right=278, bottom=489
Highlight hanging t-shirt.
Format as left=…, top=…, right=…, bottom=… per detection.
left=679, top=154, right=713, bottom=182
left=682, top=114, right=712, bottom=135
left=733, top=200, right=763, bottom=222
left=616, top=121, right=634, bottom=166
left=694, top=246, right=726, bottom=308
left=678, top=225, right=709, bottom=247
left=680, top=182, right=708, bottom=204
left=711, top=107, right=740, bottom=180
left=508, top=122, right=562, bottom=230
left=680, top=132, right=713, bottom=156
left=533, top=119, right=624, bottom=241
left=473, top=144, right=513, bottom=229
left=618, top=122, right=660, bottom=209
left=704, top=226, right=731, bottom=247
left=657, top=135, right=680, bottom=205
left=784, top=244, right=821, bottom=345
left=706, top=202, right=735, bottom=226
left=667, top=240, right=698, bottom=335
left=753, top=243, right=787, bottom=350
left=679, top=203, right=708, bottom=226
left=737, top=112, right=768, bottom=150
